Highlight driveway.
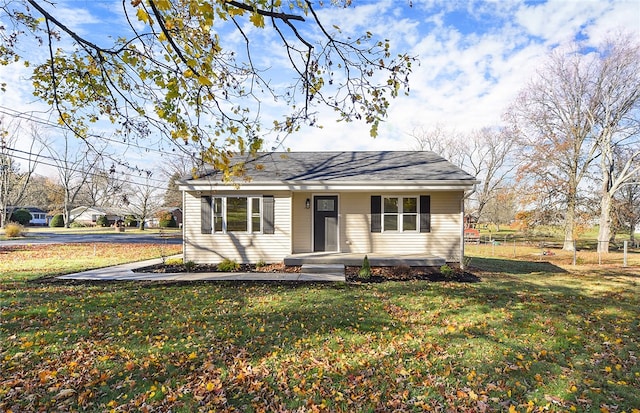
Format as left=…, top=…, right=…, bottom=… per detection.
left=0, top=231, right=182, bottom=246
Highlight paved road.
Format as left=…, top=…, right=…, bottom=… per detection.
left=0, top=231, right=183, bottom=246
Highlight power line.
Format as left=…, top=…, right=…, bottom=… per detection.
left=5, top=148, right=171, bottom=192
left=0, top=105, right=202, bottom=160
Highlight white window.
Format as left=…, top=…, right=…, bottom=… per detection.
left=383, top=196, right=418, bottom=232
left=213, top=196, right=262, bottom=233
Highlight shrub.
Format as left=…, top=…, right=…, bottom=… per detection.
left=96, top=215, right=110, bottom=227
left=10, top=209, right=32, bottom=226
left=358, top=255, right=372, bottom=279
left=184, top=260, right=196, bottom=272
left=49, top=214, right=65, bottom=228
left=159, top=213, right=177, bottom=228
left=255, top=260, right=267, bottom=269
left=165, top=257, right=183, bottom=266
left=217, top=258, right=240, bottom=272
left=4, top=222, right=24, bottom=238
left=69, top=221, right=87, bottom=228
left=124, top=215, right=138, bottom=227
left=440, top=264, right=455, bottom=279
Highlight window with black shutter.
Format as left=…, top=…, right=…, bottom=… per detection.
left=201, top=196, right=212, bottom=234
left=371, top=195, right=381, bottom=233
left=420, top=195, right=431, bottom=233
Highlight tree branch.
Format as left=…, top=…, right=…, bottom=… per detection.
left=26, top=0, right=117, bottom=55
left=224, top=1, right=305, bottom=22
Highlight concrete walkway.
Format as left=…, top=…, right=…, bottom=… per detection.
left=56, top=257, right=346, bottom=282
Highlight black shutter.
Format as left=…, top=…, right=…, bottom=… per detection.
left=201, top=196, right=212, bottom=234
left=371, top=195, right=381, bottom=233
left=263, top=196, right=274, bottom=234
left=420, top=195, right=431, bottom=233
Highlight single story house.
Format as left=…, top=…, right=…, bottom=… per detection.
left=3, top=206, right=48, bottom=226
left=178, top=151, right=478, bottom=266
left=70, top=206, right=126, bottom=226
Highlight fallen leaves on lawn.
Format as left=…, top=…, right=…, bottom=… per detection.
left=1, top=272, right=638, bottom=411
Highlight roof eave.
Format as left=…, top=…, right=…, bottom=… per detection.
left=179, top=179, right=479, bottom=192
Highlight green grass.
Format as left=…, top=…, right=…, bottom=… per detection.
left=466, top=241, right=640, bottom=267
left=475, top=225, right=638, bottom=246
left=1, top=245, right=639, bottom=412
left=1, top=226, right=182, bottom=241
left=0, top=243, right=182, bottom=282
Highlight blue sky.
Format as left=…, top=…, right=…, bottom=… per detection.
left=1, top=0, right=639, bottom=179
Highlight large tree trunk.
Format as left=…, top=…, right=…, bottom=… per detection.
left=597, top=193, right=613, bottom=253
left=63, top=208, right=72, bottom=228
left=563, top=193, right=577, bottom=251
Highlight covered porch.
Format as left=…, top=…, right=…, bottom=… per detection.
left=283, top=252, right=446, bottom=267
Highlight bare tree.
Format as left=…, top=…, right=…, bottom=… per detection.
left=507, top=45, right=601, bottom=251
left=0, top=117, right=41, bottom=227
left=43, top=133, right=105, bottom=227
left=123, top=172, right=163, bottom=231
left=410, top=124, right=466, bottom=168
left=463, top=127, right=517, bottom=223
left=412, top=125, right=517, bottom=225
left=588, top=36, right=640, bottom=252
left=79, top=161, right=127, bottom=208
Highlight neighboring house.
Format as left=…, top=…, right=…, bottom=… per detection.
left=146, top=207, right=183, bottom=228
left=178, top=151, right=478, bottom=264
left=70, top=206, right=126, bottom=226
left=3, top=206, right=48, bottom=226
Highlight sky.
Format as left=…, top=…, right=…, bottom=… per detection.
left=1, top=0, right=639, bottom=185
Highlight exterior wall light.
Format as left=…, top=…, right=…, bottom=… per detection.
left=305, top=198, right=311, bottom=209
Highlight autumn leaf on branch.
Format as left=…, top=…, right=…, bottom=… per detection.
left=1, top=0, right=415, bottom=175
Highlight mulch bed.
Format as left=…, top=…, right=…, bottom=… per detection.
left=134, top=262, right=301, bottom=274
left=135, top=262, right=480, bottom=283
left=345, top=266, right=480, bottom=283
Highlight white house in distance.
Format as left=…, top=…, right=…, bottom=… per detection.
left=2, top=206, right=48, bottom=226
left=178, top=151, right=478, bottom=266
left=69, top=206, right=125, bottom=226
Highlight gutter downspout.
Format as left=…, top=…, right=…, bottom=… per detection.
left=182, top=189, right=186, bottom=263
left=460, top=185, right=476, bottom=271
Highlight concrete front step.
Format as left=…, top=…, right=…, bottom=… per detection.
left=284, top=253, right=445, bottom=267
left=300, top=264, right=345, bottom=275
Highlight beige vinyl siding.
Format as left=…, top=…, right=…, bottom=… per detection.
left=291, top=192, right=312, bottom=253
left=341, top=191, right=463, bottom=261
left=183, top=191, right=292, bottom=264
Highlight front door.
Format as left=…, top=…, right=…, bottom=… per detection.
left=313, top=196, right=338, bottom=252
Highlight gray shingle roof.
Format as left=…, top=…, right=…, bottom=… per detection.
left=193, top=151, right=476, bottom=183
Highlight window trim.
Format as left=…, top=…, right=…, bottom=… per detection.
left=382, top=195, right=420, bottom=233
left=211, top=196, right=264, bottom=234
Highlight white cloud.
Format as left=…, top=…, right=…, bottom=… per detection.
left=515, top=0, right=616, bottom=46
left=280, top=0, right=639, bottom=153
left=2, top=0, right=640, bottom=170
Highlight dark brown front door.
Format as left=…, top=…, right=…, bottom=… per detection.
left=313, top=196, right=338, bottom=252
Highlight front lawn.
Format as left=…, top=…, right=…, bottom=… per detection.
left=0, top=243, right=182, bottom=282
left=0, top=246, right=638, bottom=412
